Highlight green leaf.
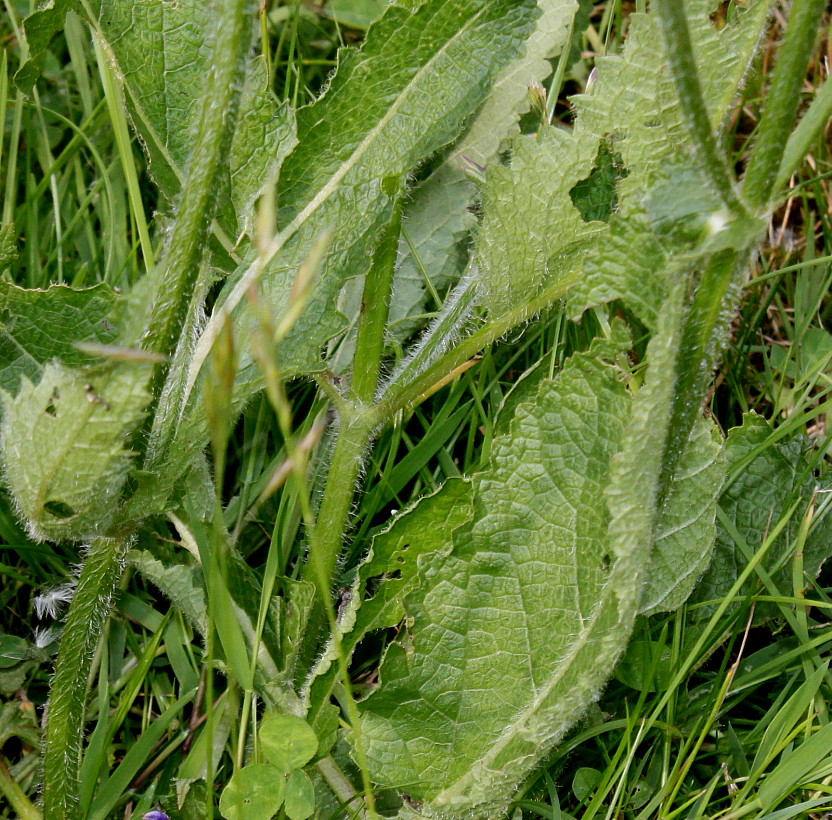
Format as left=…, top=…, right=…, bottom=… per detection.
left=476, top=125, right=599, bottom=318
left=0, top=282, right=119, bottom=396
left=359, top=328, right=636, bottom=815
left=187, top=0, right=540, bottom=396
left=260, top=714, right=318, bottom=773
left=284, top=769, right=316, bottom=820
left=219, top=763, right=285, bottom=820
left=0, top=224, right=16, bottom=271
left=0, top=361, right=151, bottom=541
left=690, top=413, right=832, bottom=620
left=126, top=547, right=207, bottom=636
left=572, top=767, right=602, bottom=802
left=228, top=57, right=297, bottom=236
left=0, top=634, right=29, bottom=668
left=475, top=0, right=770, bottom=322
left=328, top=0, right=390, bottom=29
left=24, top=2, right=296, bottom=244
left=304, top=478, right=474, bottom=733
left=389, top=0, right=578, bottom=341
left=13, top=0, right=75, bottom=92
left=281, top=579, right=317, bottom=687
left=568, top=140, right=629, bottom=223
left=639, top=417, right=725, bottom=615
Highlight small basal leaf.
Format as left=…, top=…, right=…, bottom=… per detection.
left=284, top=769, right=316, bottom=820
left=219, top=763, right=285, bottom=820
left=260, top=714, right=318, bottom=773
left=13, top=0, right=74, bottom=92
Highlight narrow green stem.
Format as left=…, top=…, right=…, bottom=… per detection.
left=653, top=0, right=746, bottom=216
left=743, top=0, right=826, bottom=207
left=658, top=249, right=746, bottom=506
left=301, top=415, right=374, bottom=596
left=775, top=72, right=832, bottom=193
left=377, top=268, right=581, bottom=421
left=0, top=755, right=40, bottom=820
left=350, top=199, right=403, bottom=404
left=141, top=0, right=250, bottom=471
left=42, top=536, right=129, bottom=820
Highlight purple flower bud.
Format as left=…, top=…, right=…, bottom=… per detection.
left=142, top=811, right=170, bottom=820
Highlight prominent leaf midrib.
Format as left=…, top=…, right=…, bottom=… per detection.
left=0, top=326, right=42, bottom=375
left=183, top=2, right=499, bottom=406
left=31, top=382, right=129, bottom=515
left=434, top=571, right=624, bottom=802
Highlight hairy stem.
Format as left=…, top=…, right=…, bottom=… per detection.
left=41, top=536, right=129, bottom=820
left=301, top=414, right=374, bottom=597
left=653, top=0, right=746, bottom=216
left=141, top=0, right=251, bottom=471
left=774, top=57, right=832, bottom=193
left=376, top=268, right=581, bottom=421
left=350, top=197, right=403, bottom=404
left=657, top=248, right=751, bottom=505
left=743, top=0, right=826, bottom=207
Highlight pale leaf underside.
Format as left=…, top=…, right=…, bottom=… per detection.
left=359, top=330, right=636, bottom=815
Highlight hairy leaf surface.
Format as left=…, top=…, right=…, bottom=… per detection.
left=359, top=330, right=634, bottom=815
left=305, top=479, right=473, bottom=734
left=187, top=0, right=539, bottom=401
left=0, top=362, right=151, bottom=541
left=0, top=282, right=118, bottom=396
left=389, top=0, right=577, bottom=341
left=691, top=413, right=832, bottom=620
left=476, top=0, right=769, bottom=320
left=640, top=417, right=725, bottom=615
left=127, top=547, right=207, bottom=635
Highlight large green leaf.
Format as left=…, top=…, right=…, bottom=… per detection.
left=388, top=0, right=578, bottom=341
left=358, top=146, right=761, bottom=813
left=691, top=413, right=832, bottom=620
left=0, top=282, right=118, bottom=396
left=358, top=329, right=636, bottom=815
left=185, top=0, right=539, bottom=401
left=475, top=0, right=770, bottom=322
